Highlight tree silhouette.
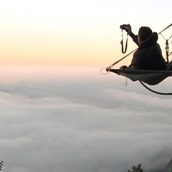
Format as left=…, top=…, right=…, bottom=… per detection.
left=128, top=164, right=144, bottom=172
left=0, top=161, right=3, bottom=171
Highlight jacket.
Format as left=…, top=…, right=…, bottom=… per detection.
left=129, top=32, right=166, bottom=70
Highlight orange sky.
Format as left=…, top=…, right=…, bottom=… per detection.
left=0, top=0, right=171, bottom=67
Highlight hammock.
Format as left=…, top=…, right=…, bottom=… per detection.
left=108, top=68, right=172, bottom=85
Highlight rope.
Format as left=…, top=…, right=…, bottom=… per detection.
left=100, top=67, right=110, bottom=74
left=158, top=23, right=172, bottom=34
left=106, top=49, right=136, bottom=71
left=100, top=49, right=135, bottom=75
left=139, top=81, right=172, bottom=95
left=159, top=24, right=172, bottom=63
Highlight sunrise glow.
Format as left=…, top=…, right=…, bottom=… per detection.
left=0, top=0, right=171, bottom=67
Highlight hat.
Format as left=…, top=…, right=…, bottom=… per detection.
left=138, top=27, right=152, bottom=41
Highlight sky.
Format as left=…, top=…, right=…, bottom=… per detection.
left=0, top=0, right=172, bottom=172
left=0, top=0, right=171, bottom=66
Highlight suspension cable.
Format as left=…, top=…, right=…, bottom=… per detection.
left=158, top=23, right=172, bottom=34
left=100, top=49, right=136, bottom=74
left=139, top=81, right=172, bottom=95
left=159, top=24, right=172, bottom=63
left=105, top=49, right=136, bottom=71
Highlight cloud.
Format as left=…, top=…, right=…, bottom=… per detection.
left=0, top=74, right=172, bottom=172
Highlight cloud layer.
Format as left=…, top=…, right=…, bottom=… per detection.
left=0, top=71, right=172, bottom=172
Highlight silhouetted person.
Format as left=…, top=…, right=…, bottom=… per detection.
left=121, top=25, right=167, bottom=70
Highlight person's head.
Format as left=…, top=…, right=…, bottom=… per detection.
left=138, top=26, right=152, bottom=45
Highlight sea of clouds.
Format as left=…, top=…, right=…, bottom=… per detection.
left=0, top=68, right=172, bottom=172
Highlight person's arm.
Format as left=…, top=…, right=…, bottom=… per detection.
left=128, top=32, right=138, bottom=44
left=126, top=25, right=139, bottom=45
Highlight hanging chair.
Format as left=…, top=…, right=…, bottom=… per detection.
left=108, top=68, right=172, bottom=85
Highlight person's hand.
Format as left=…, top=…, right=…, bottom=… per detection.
left=126, top=24, right=132, bottom=34
left=120, top=65, right=127, bottom=70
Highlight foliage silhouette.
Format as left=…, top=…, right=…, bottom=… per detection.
left=128, top=164, right=144, bottom=172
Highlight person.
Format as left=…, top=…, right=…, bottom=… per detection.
left=120, top=25, right=167, bottom=70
